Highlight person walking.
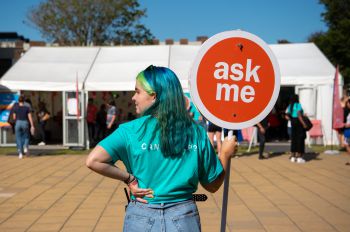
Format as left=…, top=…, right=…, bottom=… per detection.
left=86, top=65, right=237, bottom=232
left=13, top=96, right=35, bottom=159
left=286, top=94, right=308, bottom=163
left=37, top=102, right=50, bottom=145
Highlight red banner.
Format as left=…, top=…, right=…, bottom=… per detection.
left=332, top=66, right=343, bottom=129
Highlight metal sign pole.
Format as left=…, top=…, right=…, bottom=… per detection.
left=220, top=158, right=231, bottom=232
left=220, top=130, right=233, bottom=232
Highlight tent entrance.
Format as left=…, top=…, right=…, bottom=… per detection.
left=296, top=86, right=317, bottom=118
left=264, top=86, right=295, bottom=142
left=63, top=91, right=85, bottom=147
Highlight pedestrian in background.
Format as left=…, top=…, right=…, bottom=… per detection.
left=342, top=99, right=350, bottom=165
left=286, top=94, right=307, bottom=163
left=87, top=98, right=98, bottom=147
left=95, top=104, right=107, bottom=143
left=13, top=96, right=35, bottom=158
left=106, top=100, right=117, bottom=135
left=37, top=102, right=50, bottom=145
left=339, top=96, right=350, bottom=151
left=256, top=116, right=269, bottom=160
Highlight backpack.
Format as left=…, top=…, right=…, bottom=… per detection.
left=302, top=114, right=313, bottom=131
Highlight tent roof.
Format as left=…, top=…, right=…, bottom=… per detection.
left=270, top=43, right=337, bottom=85
left=169, top=45, right=200, bottom=91
left=0, top=47, right=100, bottom=91
left=0, top=43, right=338, bottom=91
left=85, top=46, right=169, bottom=91
left=84, top=45, right=201, bottom=91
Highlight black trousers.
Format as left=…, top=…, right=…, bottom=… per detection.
left=38, top=121, right=47, bottom=143
left=257, top=129, right=266, bottom=157
left=291, top=118, right=306, bottom=154
left=95, top=124, right=107, bottom=143
left=87, top=122, right=95, bottom=145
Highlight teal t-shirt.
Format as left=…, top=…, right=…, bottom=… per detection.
left=98, top=115, right=223, bottom=204
left=287, top=103, right=303, bottom=118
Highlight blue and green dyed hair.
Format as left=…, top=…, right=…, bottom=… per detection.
left=136, top=65, right=197, bottom=157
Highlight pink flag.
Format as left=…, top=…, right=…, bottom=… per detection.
left=332, top=66, right=343, bottom=129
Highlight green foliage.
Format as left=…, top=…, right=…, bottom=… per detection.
left=26, top=0, right=154, bottom=46
left=308, top=0, right=350, bottom=84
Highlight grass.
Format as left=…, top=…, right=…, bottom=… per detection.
left=308, top=145, right=342, bottom=154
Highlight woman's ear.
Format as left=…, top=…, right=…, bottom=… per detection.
left=151, top=93, right=156, bottom=103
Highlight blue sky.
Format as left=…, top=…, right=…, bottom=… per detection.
left=1, top=0, right=327, bottom=44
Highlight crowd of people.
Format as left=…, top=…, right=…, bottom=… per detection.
left=9, top=93, right=138, bottom=158
left=189, top=94, right=310, bottom=163
left=9, top=86, right=350, bottom=167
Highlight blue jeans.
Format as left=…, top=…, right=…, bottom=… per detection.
left=123, top=200, right=201, bottom=232
left=15, top=120, right=29, bottom=154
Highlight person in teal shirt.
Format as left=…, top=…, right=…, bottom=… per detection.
left=86, top=65, right=237, bottom=232
left=286, top=94, right=307, bottom=163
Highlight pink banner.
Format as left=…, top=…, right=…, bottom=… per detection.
left=332, top=66, right=343, bottom=129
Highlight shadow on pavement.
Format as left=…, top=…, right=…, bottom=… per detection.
left=304, top=152, right=321, bottom=162
left=5, top=149, right=67, bottom=157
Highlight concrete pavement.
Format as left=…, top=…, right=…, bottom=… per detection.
left=0, top=151, right=349, bottom=232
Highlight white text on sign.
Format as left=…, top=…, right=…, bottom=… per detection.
left=214, top=59, right=260, bottom=103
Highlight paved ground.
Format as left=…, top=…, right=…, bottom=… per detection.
left=0, top=149, right=349, bottom=232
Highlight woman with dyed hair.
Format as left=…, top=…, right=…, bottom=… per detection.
left=86, top=65, right=237, bottom=231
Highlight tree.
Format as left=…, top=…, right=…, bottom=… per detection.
left=308, top=0, right=350, bottom=84
left=26, top=0, right=154, bottom=46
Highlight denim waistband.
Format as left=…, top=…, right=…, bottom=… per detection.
left=16, top=120, right=29, bottom=123
left=131, top=199, right=194, bottom=210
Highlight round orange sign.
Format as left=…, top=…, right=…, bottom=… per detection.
left=190, top=31, right=280, bottom=129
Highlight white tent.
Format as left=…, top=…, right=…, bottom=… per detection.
left=84, top=45, right=201, bottom=91
left=85, top=46, right=169, bottom=91
left=271, top=43, right=336, bottom=85
left=168, top=45, right=201, bottom=91
left=270, top=43, right=340, bottom=145
left=0, top=43, right=340, bottom=145
left=0, top=47, right=100, bottom=91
